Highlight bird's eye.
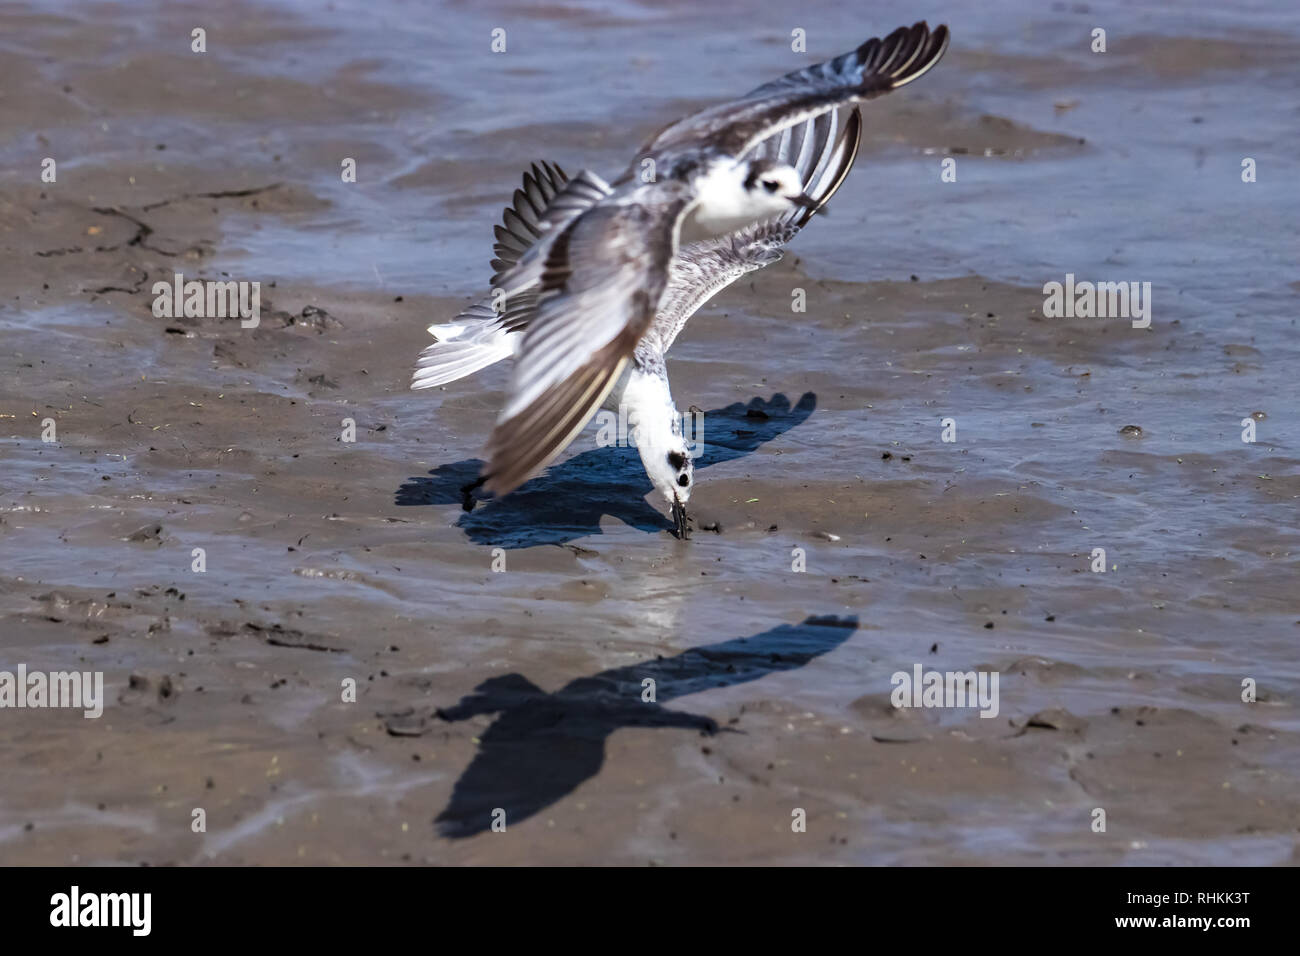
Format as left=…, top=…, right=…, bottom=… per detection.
left=761, top=179, right=780, bottom=193
left=677, top=474, right=691, bottom=487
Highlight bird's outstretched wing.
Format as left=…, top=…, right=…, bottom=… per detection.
left=414, top=21, right=902, bottom=400
left=650, top=107, right=863, bottom=353
left=414, top=101, right=864, bottom=392
left=635, top=21, right=946, bottom=165
left=488, top=161, right=569, bottom=279
left=491, top=168, right=615, bottom=291
left=482, top=193, right=690, bottom=495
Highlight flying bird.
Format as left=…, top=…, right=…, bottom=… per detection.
left=412, top=22, right=950, bottom=538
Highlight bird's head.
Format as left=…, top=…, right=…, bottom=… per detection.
left=741, top=158, right=819, bottom=217
left=632, top=421, right=694, bottom=538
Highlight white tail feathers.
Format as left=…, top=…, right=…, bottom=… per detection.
left=411, top=303, right=517, bottom=390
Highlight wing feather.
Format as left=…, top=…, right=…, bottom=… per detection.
left=488, top=161, right=568, bottom=278
left=637, top=22, right=947, bottom=163
left=650, top=108, right=863, bottom=351
left=490, top=169, right=614, bottom=291
left=413, top=103, right=863, bottom=395
left=481, top=342, right=631, bottom=495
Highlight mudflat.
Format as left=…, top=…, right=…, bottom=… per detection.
left=1, top=0, right=1297, bottom=864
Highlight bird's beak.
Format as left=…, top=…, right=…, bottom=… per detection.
left=671, top=496, right=691, bottom=540
left=791, top=193, right=823, bottom=214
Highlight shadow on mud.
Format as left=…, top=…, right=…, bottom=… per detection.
left=396, top=391, right=817, bottom=548
left=430, top=614, right=857, bottom=838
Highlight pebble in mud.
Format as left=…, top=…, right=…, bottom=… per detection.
left=124, top=522, right=164, bottom=545
left=1118, top=424, right=1144, bottom=438
left=289, top=304, right=342, bottom=331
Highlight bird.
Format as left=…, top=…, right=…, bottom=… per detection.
left=415, top=113, right=859, bottom=537
left=412, top=21, right=950, bottom=538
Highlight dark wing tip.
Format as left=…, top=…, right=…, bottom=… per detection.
left=893, top=22, right=949, bottom=88
left=486, top=160, right=573, bottom=281
left=856, top=21, right=949, bottom=92
left=531, top=160, right=569, bottom=190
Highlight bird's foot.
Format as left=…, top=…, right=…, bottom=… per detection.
left=671, top=499, right=692, bottom=540
left=460, top=475, right=487, bottom=512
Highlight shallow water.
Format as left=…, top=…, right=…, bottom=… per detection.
left=0, top=0, right=1297, bottom=864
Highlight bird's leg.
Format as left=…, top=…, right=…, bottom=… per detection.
left=460, top=474, right=487, bottom=512
left=671, top=497, right=692, bottom=540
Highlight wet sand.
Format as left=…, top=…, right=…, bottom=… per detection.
left=1, top=0, right=1298, bottom=864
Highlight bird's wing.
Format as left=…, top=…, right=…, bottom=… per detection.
left=636, top=21, right=946, bottom=163
left=651, top=107, right=863, bottom=352
left=489, top=168, right=614, bottom=294
left=483, top=193, right=691, bottom=495
left=412, top=95, right=866, bottom=395
left=488, top=161, right=569, bottom=279
left=412, top=162, right=575, bottom=390
left=478, top=102, right=852, bottom=343
left=488, top=101, right=849, bottom=298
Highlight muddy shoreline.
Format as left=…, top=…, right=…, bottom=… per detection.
left=1, top=1, right=1297, bottom=864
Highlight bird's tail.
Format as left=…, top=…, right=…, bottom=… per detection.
left=411, top=299, right=516, bottom=390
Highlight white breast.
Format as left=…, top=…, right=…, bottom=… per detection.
left=679, top=162, right=756, bottom=242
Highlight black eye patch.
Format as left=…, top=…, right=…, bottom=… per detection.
left=667, top=451, right=687, bottom=471
left=743, top=159, right=779, bottom=192
left=761, top=179, right=779, bottom=193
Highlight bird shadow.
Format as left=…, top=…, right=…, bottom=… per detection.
left=396, top=391, right=816, bottom=548
left=426, top=614, right=857, bottom=838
